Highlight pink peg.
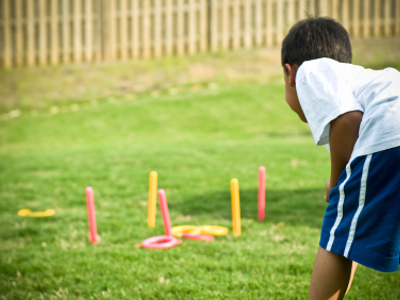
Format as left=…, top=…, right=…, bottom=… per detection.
left=86, top=187, right=98, bottom=244
left=158, top=189, right=172, bottom=236
left=258, top=166, right=266, bottom=221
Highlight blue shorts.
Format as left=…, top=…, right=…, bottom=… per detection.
left=320, top=146, right=400, bottom=272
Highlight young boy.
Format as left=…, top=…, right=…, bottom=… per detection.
left=281, top=17, right=400, bottom=299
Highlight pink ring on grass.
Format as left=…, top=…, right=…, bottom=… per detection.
left=142, top=235, right=182, bottom=249
left=182, top=232, right=215, bottom=241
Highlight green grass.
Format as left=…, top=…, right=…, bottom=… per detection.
left=1, top=81, right=399, bottom=299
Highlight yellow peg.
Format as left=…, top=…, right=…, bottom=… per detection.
left=148, top=171, right=158, bottom=227
left=230, top=178, right=241, bottom=236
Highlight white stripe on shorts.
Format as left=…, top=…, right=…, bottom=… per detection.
left=326, top=163, right=352, bottom=251
left=344, top=154, right=373, bottom=258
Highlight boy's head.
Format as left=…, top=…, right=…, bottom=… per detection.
left=282, top=17, right=352, bottom=75
left=281, top=17, right=352, bottom=123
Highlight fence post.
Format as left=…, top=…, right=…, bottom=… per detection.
left=15, top=0, right=23, bottom=67
left=51, top=0, right=59, bottom=64
left=331, top=0, right=339, bottom=20
left=363, top=0, right=370, bottom=37
left=374, top=0, right=381, bottom=36
left=142, top=0, right=151, bottom=59
left=342, top=0, right=350, bottom=31
left=255, top=0, right=263, bottom=47
left=102, top=0, right=109, bottom=60
left=287, top=0, right=295, bottom=28
left=85, top=0, right=93, bottom=62
left=120, top=0, right=128, bottom=60
left=103, top=0, right=117, bottom=60
left=221, top=0, right=230, bottom=50
left=188, top=0, right=197, bottom=54
left=153, top=0, right=162, bottom=57
left=265, top=0, right=272, bottom=46
left=210, top=0, right=218, bottom=51
left=199, top=0, right=208, bottom=52
left=164, top=0, right=173, bottom=56
left=39, top=0, right=47, bottom=65
left=277, top=0, right=284, bottom=44
left=131, top=0, right=139, bottom=59
left=309, top=0, right=315, bottom=15
left=73, top=0, right=82, bottom=62
left=2, top=0, right=12, bottom=68
left=319, top=0, right=328, bottom=16
left=176, top=0, right=185, bottom=55
left=243, top=0, right=252, bottom=49
left=383, top=0, right=391, bottom=36
left=353, top=0, right=360, bottom=37
left=94, top=0, right=100, bottom=61
left=27, top=0, right=35, bottom=66
left=231, top=0, right=241, bottom=49
left=298, top=0, right=306, bottom=19
left=62, top=0, right=70, bottom=63
left=110, top=0, right=117, bottom=60
left=397, top=0, right=400, bottom=35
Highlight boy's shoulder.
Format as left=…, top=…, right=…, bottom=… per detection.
left=296, top=58, right=362, bottom=92
left=297, top=57, right=361, bottom=78
left=298, top=57, right=400, bottom=80
left=296, top=57, right=400, bottom=92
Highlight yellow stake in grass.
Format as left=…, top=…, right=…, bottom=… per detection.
left=148, top=171, right=158, bottom=227
left=230, top=178, right=241, bottom=236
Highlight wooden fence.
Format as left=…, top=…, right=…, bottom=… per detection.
left=1, top=0, right=399, bottom=68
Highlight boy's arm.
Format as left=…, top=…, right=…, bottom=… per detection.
left=326, top=111, right=363, bottom=200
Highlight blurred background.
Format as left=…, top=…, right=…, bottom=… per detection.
left=0, top=0, right=399, bottom=116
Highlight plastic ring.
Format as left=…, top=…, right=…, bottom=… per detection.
left=171, top=226, right=201, bottom=237
left=142, top=235, right=182, bottom=249
left=182, top=232, right=215, bottom=241
left=172, top=225, right=229, bottom=237
left=17, top=209, right=55, bottom=217
left=31, top=209, right=56, bottom=217
left=198, top=225, right=229, bottom=236
left=17, top=209, right=32, bottom=216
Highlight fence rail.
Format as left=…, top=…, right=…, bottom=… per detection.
left=1, top=0, right=399, bottom=68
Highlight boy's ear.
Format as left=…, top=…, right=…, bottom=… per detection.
left=284, top=63, right=298, bottom=87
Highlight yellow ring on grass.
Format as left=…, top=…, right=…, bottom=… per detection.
left=17, top=209, right=32, bottom=216
left=171, top=226, right=200, bottom=237
left=17, top=209, right=55, bottom=217
left=172, top=225, right=228, bottom=237
left=198, top=225, right=228, bottom=236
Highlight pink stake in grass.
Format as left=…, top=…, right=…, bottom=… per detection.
left=258, top=166, right=266, bottom=221
left=86, top=187, right=98, bottom=244
left=158, top=189, right=172, bottom=237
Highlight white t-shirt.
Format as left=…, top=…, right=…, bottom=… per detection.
left=296, top=57, right=400, bottom=161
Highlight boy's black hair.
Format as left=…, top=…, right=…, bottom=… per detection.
left=282, top=17, right=352, bottom=74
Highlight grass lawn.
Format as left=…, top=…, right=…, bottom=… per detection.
left=1, top=79, right=400, bottom=299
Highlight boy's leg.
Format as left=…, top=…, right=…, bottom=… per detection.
left=346, top=262, right=358, bottom=294
left=308, top=246, right=352, bottom=300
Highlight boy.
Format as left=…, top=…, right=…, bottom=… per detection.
left=281, top=17, right=400, bottom=299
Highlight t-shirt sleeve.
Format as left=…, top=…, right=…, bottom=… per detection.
left=296, top=59, right=364, bottom=146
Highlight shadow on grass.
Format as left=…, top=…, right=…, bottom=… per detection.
left=170, top=188, right=327, bottom=229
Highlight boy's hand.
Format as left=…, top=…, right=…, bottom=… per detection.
left=324, top=180, right=331, bottom=203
